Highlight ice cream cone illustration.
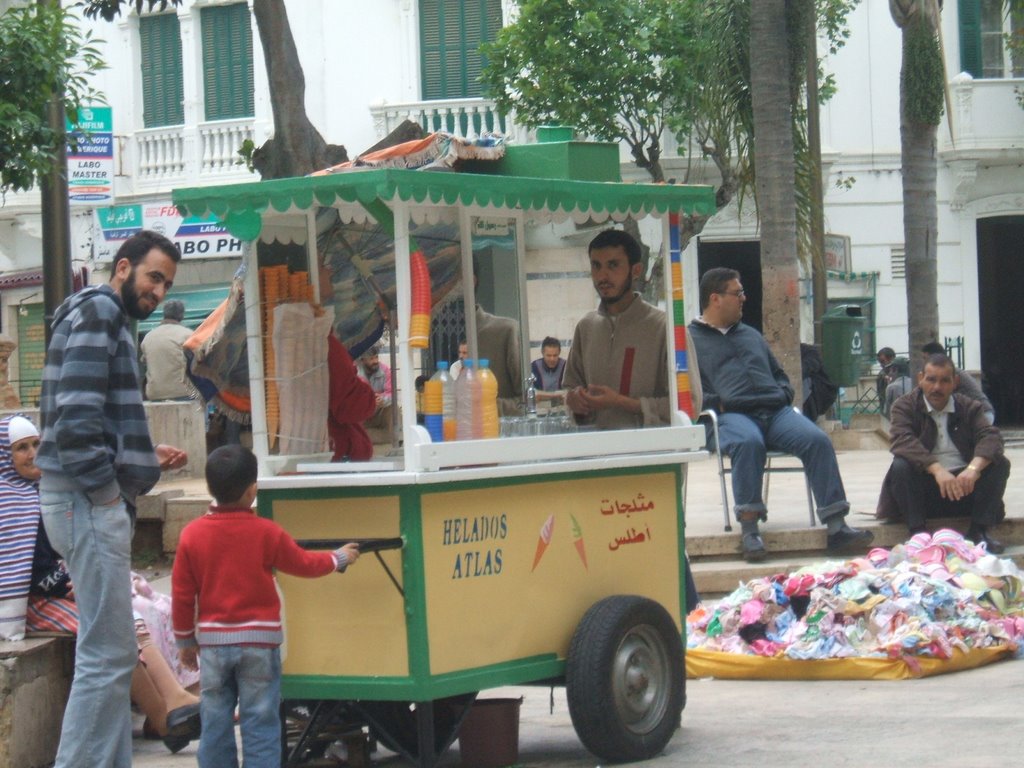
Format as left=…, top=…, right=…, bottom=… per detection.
left=531, top=513, right=555, bottom=572
left=570, top=514, right=588, bottom=571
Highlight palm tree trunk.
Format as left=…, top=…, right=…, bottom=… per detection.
left=751, top=0, right=803, bottom=402
left=899, top=22, right=940, bottom=373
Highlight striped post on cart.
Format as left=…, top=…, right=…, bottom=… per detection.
left=669, top=213, right=694, bottom=418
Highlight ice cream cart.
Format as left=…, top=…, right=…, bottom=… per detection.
left=172, top=137, right=715, bottom=766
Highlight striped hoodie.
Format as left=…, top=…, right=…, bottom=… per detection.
left=172, top=506, right=343, bottom=648
left=37, top=285, right=161, bottom=506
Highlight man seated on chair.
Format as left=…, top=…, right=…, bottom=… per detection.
left=688, top=267, right=872, bottom=562
left=876, top=353, right=1009, bottom=553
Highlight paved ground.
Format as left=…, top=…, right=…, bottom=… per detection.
left=127, top=444, right=1024, bottom=767
left=131, top=662, right=1024, bottom=767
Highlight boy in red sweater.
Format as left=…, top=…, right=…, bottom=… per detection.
left=172, top=445, right=360, bottom=768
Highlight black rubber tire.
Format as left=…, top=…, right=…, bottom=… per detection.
left=566, top=595, right=685, bottom=762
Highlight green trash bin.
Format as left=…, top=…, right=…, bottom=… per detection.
left=822, top=305, right=868, bottom=386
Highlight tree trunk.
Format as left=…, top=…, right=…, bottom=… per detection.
left=898, top=15, right=940, bottom=375
left=805, top=6, right=828, bottom=347
left=250, top=0, right=347, bottom=179
left=751, top=0, right=803, bottom=404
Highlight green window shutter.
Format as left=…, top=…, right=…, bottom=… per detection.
left=201, top=3, right=255, bottom=121
left=420, top=0, right=502, bottom=100
left=959, top=0, right=983, bottom=77
left=139, top=13, right=184, bottom=127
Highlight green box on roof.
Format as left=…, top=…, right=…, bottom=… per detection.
left=464, top=127, right=621, bottom=182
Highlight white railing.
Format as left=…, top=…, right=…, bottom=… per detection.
left=199, top=119, right=255, bottom=175
left=944, top=73, right=1024, bottom=154
left=135, top=127, right=186, bottom=182
left=369, top=97, right=528, bottom=144
left=129, top=118, right=257, bottom=193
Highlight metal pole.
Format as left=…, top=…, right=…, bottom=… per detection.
left=39, top=0, right=74, bottom=348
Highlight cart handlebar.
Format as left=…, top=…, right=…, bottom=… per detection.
left=297, top=537, right=404, bottom=553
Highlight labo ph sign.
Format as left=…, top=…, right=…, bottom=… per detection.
left=94, top=203, right=243, bottom=261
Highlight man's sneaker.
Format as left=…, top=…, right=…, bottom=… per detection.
left=742, top=532, right=767, bottom=562
left=826, top=525, right=874, bottom=555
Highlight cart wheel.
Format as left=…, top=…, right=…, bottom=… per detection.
left=566, top=595, right=684, bottom=762
left=358, top=693, right=475, bottom=762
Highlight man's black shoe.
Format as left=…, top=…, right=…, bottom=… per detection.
left=742, top=532, right=767, bottom=562
left=968, top=528, right=1005, bottom=555
left=826, top=525, right=874, bottom=555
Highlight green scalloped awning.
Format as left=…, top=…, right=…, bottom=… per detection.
left=172, top=169, right=716, bottom=241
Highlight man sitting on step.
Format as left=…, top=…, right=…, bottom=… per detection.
left=688, top=267, right=873, bottom=563
left=877, top=353, right=1010, bottom=553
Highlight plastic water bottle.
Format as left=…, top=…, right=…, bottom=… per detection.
left=437, top=361, right=457, bottom=442
left=455, top=359, right=476, bottom=440
left=478, top=358, right=500, bottom=439
left=423, top=363, right=446, bottom=442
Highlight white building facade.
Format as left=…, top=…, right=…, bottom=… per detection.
left=0, top=0, right=1020, bottom=420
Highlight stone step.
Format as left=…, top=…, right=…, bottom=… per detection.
left=688, top=517, right=1024, bottom=599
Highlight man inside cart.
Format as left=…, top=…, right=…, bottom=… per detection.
left=562, top=227, right=700, bottom=608
left=563, top=229, right=672, bottom=430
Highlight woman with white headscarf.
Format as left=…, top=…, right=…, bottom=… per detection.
left=0, top=415, right=202, bottom=751
left=0, top=415, right=43, bottom=641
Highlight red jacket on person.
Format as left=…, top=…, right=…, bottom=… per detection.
left=172, top=506, right=339, bottom=648
left=327, top=335, right=377, bottom=461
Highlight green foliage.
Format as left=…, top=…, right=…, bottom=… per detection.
left=480, top=0, right=706, bottom=180
left=0, top=4, right=106, bottom=195
left=904, top=16, right=944, bottom=125
left=81, top=0, right=182, bottom=22
left=236, top=138, right=257, bottom=173
left=673, top=0, right=856, bottom=213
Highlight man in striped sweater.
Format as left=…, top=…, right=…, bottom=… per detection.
left=37, top=230, right=189, bottom=768
left=173, top=445, right=359, bottom=768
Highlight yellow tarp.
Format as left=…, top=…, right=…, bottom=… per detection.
left=686, top=644, right=1014, bottom=681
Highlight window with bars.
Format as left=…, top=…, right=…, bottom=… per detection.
left=419, top=0, right=503, bottom=100
left=959, top=0, right=1024, bottom=78
left=139, top=13, right=184, bottom=127
left=201, top=3, right=255, bottom=121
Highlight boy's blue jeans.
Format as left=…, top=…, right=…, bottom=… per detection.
left=198, top=644, right=282, bottom=768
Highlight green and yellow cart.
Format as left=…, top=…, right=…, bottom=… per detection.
left=173, top=141, right=715, bottom=766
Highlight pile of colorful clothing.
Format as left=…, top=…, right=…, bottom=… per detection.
left=688, top=529, right=1024, bottom=664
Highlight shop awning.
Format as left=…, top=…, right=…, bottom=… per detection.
left=172, top=169, right=717, bottom=242
left=0, top=267, right=88, bottom=291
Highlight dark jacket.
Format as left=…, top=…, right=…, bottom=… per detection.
left=876, top=388, right=1006, bottom=520
left=688, top=319, right=793, bottom=415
